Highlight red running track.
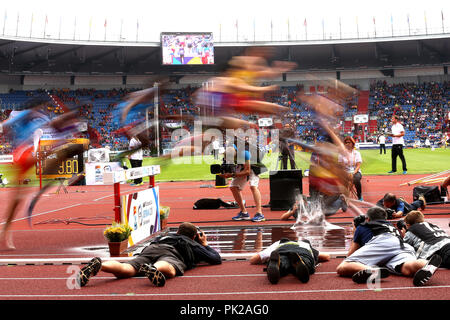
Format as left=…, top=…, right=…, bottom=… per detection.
left=0, top=174, right=448, bottom=301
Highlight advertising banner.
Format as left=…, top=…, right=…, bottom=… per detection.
left=121, top=186, right=160, bottom=246
left=0, top=155, right=14, bottom=163
left=85, top=162, right=123, bottom=185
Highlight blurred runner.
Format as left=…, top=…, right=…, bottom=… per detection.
left=0, top=98, right=81, bottom=249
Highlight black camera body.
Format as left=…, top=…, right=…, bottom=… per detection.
left=210, top=163, right=237, bottom=174
left=396, top=220, right=407, bottom=231
left=195, top=227, right=203, bottom=242
left=385, top=208, right=396, bottom=219
left=353, top=214, right=367, bottom=228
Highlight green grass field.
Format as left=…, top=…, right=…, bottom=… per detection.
left=143, top=148, right=450, bottom=181
left=0, top=148, right=449, bottom=185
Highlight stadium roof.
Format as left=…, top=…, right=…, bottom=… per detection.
left=0, top=35, right=449, bottom=76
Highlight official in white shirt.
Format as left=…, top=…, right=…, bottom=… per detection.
left=388, top=115, right=407, bottom=174
left=212, top=137, right=220, bottom=160
left=378, top=134, right=386, bottom=155
left=129, top=136, right=143, bottom=185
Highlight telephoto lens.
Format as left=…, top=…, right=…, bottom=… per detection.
left=353, top=215, right=366, bottom=227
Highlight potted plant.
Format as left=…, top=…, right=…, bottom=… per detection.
left=104, top=222, right=132, bottom=257
left=159, top=206, right=170, bottom=230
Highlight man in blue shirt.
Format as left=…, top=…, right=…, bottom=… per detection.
left=376, top=192, right=426, bottom=219
left=336, top=206, right=441, bottom=287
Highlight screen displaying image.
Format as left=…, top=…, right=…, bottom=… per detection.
left=161, top=33, right=214, bottom=65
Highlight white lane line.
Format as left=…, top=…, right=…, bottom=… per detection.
left=0, top=272, right=352, bottom=281
left=0, top=204, right=83, bottom=226
left=93, top=194, right=114, bottom=202
left=0, top=285, right=449, bottom=298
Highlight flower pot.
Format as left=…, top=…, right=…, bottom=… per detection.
left=108, top=239, right=129, bottom=257
left=161, top=218, right=168, bottom=230
left=160, top=206, right=170, bottom=230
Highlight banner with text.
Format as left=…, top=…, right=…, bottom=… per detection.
left=121, top=186, right=160, bottom=246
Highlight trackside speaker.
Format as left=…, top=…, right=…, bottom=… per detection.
left=215, top=175, right=228, bottom=187
left=269, top=169, right=302, bottom=210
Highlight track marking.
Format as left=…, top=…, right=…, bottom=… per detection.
left=93, top=194, right=114, bottom=202
left=0, top=204, right=83, bottom=226
left=0, top=285, right=449, bottom=298
left=0, top=272, right=337, bottom=282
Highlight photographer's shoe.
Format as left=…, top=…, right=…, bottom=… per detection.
left=288, top=252, right=310, bottom=283
left=77, top=257, right=102, bottom=287
left=266, top=251, right=281, bottom=284
left=418, top=195, right=426, bottom=210
left=232, top=211, right=251, bottom=221
left=251, top=213, right=265, bottom=222
left=352, top=267, right=390, bottom=284
left=139, top=263, right=166, bottom=287
left=413, top=254, right=441, bottom=287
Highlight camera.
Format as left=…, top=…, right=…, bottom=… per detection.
left=396, top=220, right=407, bottom=231
left=210, top=163, right=236, bottom=175
left=195, top=227, right=203, bottom=241
left=353, top=214, right=367, bottom=228
left=385, top=208, right=395, bottom=219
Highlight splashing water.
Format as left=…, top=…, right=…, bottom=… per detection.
left=292, top=195, right=325, bottom=226
left=290, top=194, right=346, bottom=251
left=292, top=194, right=344, bottom=230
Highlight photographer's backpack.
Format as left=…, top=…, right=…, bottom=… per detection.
left=193, top=198, right=239, bottom=210
left=412, top=185, right=443, bottom=204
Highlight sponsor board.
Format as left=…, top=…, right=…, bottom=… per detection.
left=121, top=186, right=160, bottom=246
left=258, top=118, right=273, bottom=127
left=125, top=165, right=161, bottom=180
left=85, top=162, right=123, bottom=185
left=0, top=154, right=14, bottom=163
left=354, top=114, right=369, bottom=124
left=103, top=165, right=161, bottom=184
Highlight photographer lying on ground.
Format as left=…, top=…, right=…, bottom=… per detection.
left=77, top=222, right=221, bottom=287
left=398, top=210, right=450, bottom=269
left=376, top=192, right=426, bottom=219
left=336, top=207, right=441, bottom=287
left=250, top=237, right=330, bottom=284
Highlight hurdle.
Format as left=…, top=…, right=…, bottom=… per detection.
left=103, top=165, right=161, bottom=223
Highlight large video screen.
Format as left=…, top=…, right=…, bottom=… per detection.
left=161, top=33, right=214, bottom=65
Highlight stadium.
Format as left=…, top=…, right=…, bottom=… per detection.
left=0, top=0, right=449, bottom=311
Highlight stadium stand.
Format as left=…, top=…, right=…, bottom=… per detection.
left=0, top=80, right=449, bottom=154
